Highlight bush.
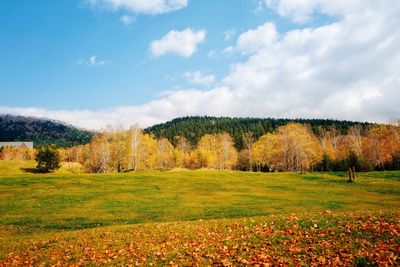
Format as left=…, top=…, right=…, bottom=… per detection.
left=35, top=145, right=61, bottom=173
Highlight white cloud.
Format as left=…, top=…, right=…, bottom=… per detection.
left=236, top=22, right=278, bottom=53
left=120, top=15, right=135, bottom=26
left=183, top=71, right=215, bottom=86
left=77, top=55, right=111, bottom=67
left=149, top=28, right=206, bottom=58
left=4, top=1, right=400, bottom=129
left=221, top=0, right=400, bottom=121
left=222, top=46, right=234, bottom=54
left=0, top=87, right=232, bottom=130
left=263, top=0, right=387, bottom=24
left=264, top=0, right=323, bottom=23
left=85, top=0, right=188, bottom=15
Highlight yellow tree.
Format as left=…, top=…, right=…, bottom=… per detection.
left=348, top=125, right=363, bottom=158
left=216, top=133, right=238, bottom=170
left=81, top=130, right=112, bottom=173
left=0, top=147, right=35, bottom=161
left=173, top=136, right=192, bottom=168
left=195, top=133, right=238, bottom=170
left=196, top=134, right=216, bottom=168
left=136, top=134, right=157, bottom=171
left=156, top=138, right=175, bottom=170
left=65, top=145, right=84, bottom=163
left=242, top=132, right=255, bottom=171
left=278, top=123, right=322, bottom=172
left=390, top=121, right=400, bottom=157
left=251, top=133, right=283, bottom=171
left=129, top=124, right=142, bottom=172
left=110, top=128, right=130, bottom=172
left=363, top=125, right=396, bottom=169
left=319, top=129, right=337, bottom=161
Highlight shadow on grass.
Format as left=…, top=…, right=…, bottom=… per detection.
left=20, top=167, right=42, bottom=174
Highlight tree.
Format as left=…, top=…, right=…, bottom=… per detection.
left=110, top=127, right=130, bottom=172
left=363, top=125, right=397, bottom=170
left=347, top=151, right=361, bottom=172
left=217, top=133, right=238, bottom=170
left=252, top=133, right=283, bottom=172
left=242, top=132, right=255, bottom=171
left=82, top=131, right=111, bottom=173
left=277, top=123, right=322, bottom=172
left=136, top=134, right=157, bottom=171
left=348, top=125, right=363, bottom=158
left=174, top=136, right=192, bottom=168
left=0, top=146, right=35, bottom=161
left=320, top=153, right=333, bottom=172
left=130, top=124, right=142, bottom=171
left=35, top=145, right=61, bottom=173
left=195, top=133, right=238, bottom=170
left=156, top=138, right=175, bottom=170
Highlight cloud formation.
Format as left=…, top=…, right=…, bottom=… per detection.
left=183, top=71, right=215, bottom=86
left=150, top=28, right=206, bottom=58
left=85, top=0, right=188, bottom=15
left=3, top=0, right=400, bottom=129
left=221, top=0, right=400, bottom=122
left=236, top=22, right=277, bottom=53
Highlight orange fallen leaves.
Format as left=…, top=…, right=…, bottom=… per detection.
left=0, top=211, right=399, bottom=266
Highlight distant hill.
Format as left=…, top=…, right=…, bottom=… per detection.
left=0, top=114, right=94, bottom=148
left=0, top=114, right=376, bottom=149
left=145, top=116, right=374, bottom=149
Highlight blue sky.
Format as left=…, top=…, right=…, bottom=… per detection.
left=1, top=0, right=277, bottom=108
left=1, top=1, right=399, bottom=129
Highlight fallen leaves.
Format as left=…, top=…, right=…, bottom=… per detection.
left=0, top=211, right=399, bottom=266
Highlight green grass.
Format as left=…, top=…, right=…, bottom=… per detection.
left=0, top=160, right=399, bottom=265
left=0, top=161, right=399, bottom=232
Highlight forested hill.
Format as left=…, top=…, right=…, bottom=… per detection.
left=145, top=116, right=374, bottom=149
left=0, top=115, right=94, bottom=147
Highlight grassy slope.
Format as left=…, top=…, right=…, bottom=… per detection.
left=0, top=161, right=399, bottom=265
left=0, top=161, right=399, bottom=231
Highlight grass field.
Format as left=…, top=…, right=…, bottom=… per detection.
left=0, top=160, right=399, bottom=265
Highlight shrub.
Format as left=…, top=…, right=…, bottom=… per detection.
left=35, top=145, right=61, bottom=173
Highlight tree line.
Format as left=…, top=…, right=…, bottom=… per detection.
left=54, top=122, right=400, bottom=173
left=146, top=116, right=373, bottom=149
left=2, top=122, right=399, bottom=173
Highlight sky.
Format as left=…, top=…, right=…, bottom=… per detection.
left=1, top=0, right=399, bottom=130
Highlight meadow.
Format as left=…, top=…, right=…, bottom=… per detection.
left=0, top=161, right=399, bottom=265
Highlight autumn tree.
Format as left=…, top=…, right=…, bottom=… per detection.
left=217, top=133, right=238, bottom=170
left=81, top=131, right=111, bottom=173
left=195, top=133, right=238, bottom=170
left=136, top=134, right=157, bottom=171
left=110, top=127, right=130, bottom=172
left=252, top=133, right=283, bottom=172
left=241, top=132, right=255, bottom=171
left=55, top=121, right=400, bottom=173
left=278, top=123, right=322, bottom=172
left=155, top=138, right=175, bottom=170
left=173, top=136, right=192, bottom=168
left=61, top=145, right=84, bottom=163
left=0, top=146, right=35, bottom=161
left=130, top=124, right=142, bottom=171
left=362, top=125, right=398, bottom=170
